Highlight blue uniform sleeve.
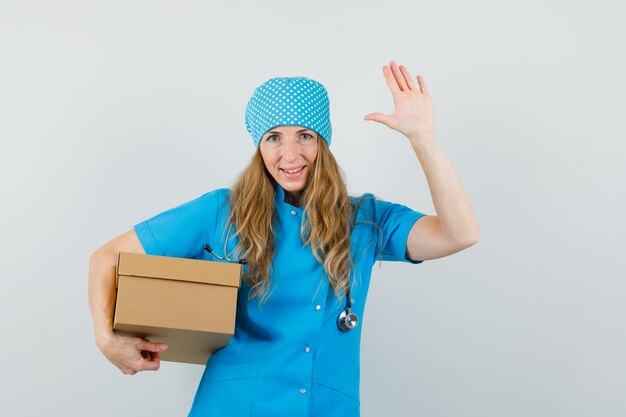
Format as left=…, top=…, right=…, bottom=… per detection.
left=133, top=188, right=228, bottom=259
left=365, top=194, right=428, bottom=264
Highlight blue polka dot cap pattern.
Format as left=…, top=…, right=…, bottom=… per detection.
left=245, top=76, right=332, bottom=148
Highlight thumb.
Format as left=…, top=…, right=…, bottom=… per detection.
left=137, top=339, right=168, bottom=353
left=363, top=112, right=394, bottom=127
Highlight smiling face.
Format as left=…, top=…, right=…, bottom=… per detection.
left=259, top=125, right=319, bottom=206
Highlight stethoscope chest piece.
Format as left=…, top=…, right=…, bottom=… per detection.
left=337, top=307, right=359, bottom=331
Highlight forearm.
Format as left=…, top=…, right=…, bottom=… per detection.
left=408, top=134, right=480, bottom=244
left=87, top=243, right=166, bottom=374
left=88, top=249, right=118, bottom=348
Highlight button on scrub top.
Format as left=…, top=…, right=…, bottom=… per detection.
left=133, top=183, right=427, bottom=417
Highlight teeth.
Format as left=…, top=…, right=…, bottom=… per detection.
left=285, top=167, right=303, bottom=173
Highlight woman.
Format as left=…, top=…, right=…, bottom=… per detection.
left=88, top=61, right=480, bottom=416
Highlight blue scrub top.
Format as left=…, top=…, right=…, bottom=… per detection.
left=133, top=183, right=426, bottom=417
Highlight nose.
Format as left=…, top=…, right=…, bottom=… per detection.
left=281, top=137, right=299, bottom=161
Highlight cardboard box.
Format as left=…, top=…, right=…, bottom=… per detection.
left=113, top=252, right=242, bottom=365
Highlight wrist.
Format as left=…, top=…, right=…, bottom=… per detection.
left=407, top=131, right=436, bottom=145
left=95, top=329, right=116, bottom=350
left=408, top=133, right=438, bottom=152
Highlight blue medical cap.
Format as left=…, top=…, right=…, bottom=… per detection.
left=245, top=76, right=332, bottom=148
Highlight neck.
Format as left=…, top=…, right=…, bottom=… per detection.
left=284, top=190, right=303, bottom=207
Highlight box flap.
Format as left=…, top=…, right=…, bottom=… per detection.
left=115, top=253, right=121, bottom=288
left=117, top=252, right=242, bottom=288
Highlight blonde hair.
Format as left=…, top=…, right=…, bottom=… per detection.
left=224, top=137, right=372, bottom=307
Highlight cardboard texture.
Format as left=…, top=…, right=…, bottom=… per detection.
left=113, top=252, right=242, bottom=365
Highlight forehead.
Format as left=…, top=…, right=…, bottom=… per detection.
left=264, top=125, right=315, bottom=135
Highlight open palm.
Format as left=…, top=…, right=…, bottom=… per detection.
left=364, top=61, right=435, bottom=141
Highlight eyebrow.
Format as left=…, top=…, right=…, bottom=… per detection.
left=266, top=128, right=312, bottom=135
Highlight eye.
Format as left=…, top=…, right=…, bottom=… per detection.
left=301, top=133, right=313, bottom=140
left=266, top=135, right=279, bottom=142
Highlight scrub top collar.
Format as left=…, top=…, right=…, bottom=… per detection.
left=273, top=183, right=305, bottom=214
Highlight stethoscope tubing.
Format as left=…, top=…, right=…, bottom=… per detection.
left=203, top=243, right=357, bottom=331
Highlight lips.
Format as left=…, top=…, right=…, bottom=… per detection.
left=281, top=166, right=304, bottom=173
left=280, top=166, right=305, bottom=179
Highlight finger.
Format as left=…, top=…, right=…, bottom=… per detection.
left=400, top=65, right=418, bottom=92
left=136, top=339, right=168, bottom=353
left=363, top=112, right=394, bottom=127
left=129, top=350, right=161, bottom=373
left=141, top=355, right=161, bottom=371
left=417, top=74, right=429, bottom=95
left=145, top=350, right=160, bottom=361
left=389, top=61, right=408, bottom=91
left=382, top=65, right=400, bottom=94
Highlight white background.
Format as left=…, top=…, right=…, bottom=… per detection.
left=1, top=0, right=625, bottom=416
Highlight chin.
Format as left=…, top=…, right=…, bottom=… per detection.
left=281, top=183, right=306, bottom=193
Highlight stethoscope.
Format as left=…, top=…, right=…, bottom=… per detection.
left=203, top=244, right=248, bottom=264
left=203, top=243, right=358, bottom=332
left=336, top=288, right=358, bottom=331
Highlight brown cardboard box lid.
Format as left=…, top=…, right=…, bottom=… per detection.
left=116, top=252, right=242, bottom=288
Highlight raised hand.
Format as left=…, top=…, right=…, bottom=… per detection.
left=364, top=61, right=435, bottom=142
